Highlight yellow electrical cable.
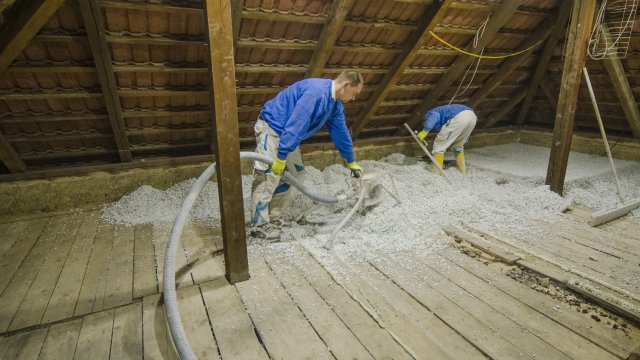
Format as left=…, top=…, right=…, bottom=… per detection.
left=428, top=30, right=545, bottom=59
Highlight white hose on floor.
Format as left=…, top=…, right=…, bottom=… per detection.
left=163, top=151, right=345, bottom=360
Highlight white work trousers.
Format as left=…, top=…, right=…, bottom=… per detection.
left=432, top=110, right=477, bottom=154
left=250, top=119, right=305, bottom=227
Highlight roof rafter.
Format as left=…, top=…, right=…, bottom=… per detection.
left=231, top=0, right=244, bottom=50
left=468, top=8, right=561, bottom=107
left=402, top=0, right=525, bottom=134
left=306, top=0, right=353, bottom=78
left=79, top=0, right=132, bottom=162
left=349, top=0, right=455, bottom=137
left=599, top=26, right=640, bottom=138
left=515, top=0, right=572, bottom=126
left=0, top=0, right=66, bottom=76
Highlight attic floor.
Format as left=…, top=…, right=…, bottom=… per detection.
left=0, top=208, right=638, bottom=359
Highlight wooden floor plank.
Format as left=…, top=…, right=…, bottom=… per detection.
left=369, top=255, right=535, bottom=360
left=0, top=218, right=49, bottom=295
left=41, top=213, right=100, bottom=324
left=440, top=248, right=639, bottom=359
left=102, top=226, right=135, bottom=309
left=284, top=251, right=414, bottom=360
left=401, top=253, right=573, bottom=359
left=347, top=260, right=488, bottom=360
left=110, top=303, right=143, bottom=360
left=235, top=256, right=334, bottom=360
left=74, top=223, right=114, bottom=316
left=175, top=285, right=218, bottom=359
left=0, top=216, right=63, bottom=332
left=9, top=215, right=83, bottom=331
left=153, top=223, right=192, bottom=292
left=600, top=218, right=640, bottom=241
left=74, top=309, right=115, bottom=360
left=0, top=222, right=12, bottom=244
left=133, top=225, right=158, bottom=299
left=263, top=252, right=376, bottom=360
left=539, top=221, right=640, bottom=264
left=465, top=223, right=639, bottom=293
left=200, top=278, right=269, bottom=360
left=0, top=221, right=29, bottom=259
left=142, top=294, right=178, bottom=360
left=0, top=328, right=48, bottom=360
left=426, top=252, right=618, bottom=360
left=38, top=319, right=82, bottom=360
left=182, top=224, right=225, bottom=284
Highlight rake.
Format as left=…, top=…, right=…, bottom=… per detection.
left=582, top=67, right=640, bottom=226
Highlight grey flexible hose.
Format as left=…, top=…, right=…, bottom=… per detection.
left=163, top=151, right=343, bottom=360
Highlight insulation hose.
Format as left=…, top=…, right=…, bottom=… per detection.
left=163, top=151, right=344, bottom=360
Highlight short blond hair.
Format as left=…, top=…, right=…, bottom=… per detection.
left=336, top=70, right=363, bottom=87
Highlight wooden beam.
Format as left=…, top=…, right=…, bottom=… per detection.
left=0, top=131, right=26, bottom=173
left=203, top=0, right=249, bottom=283
left=0, top=0, right=66, bottom=76
left=600, top=26, right=640, bottom=138
left=306, top=0, right=352, bottom=78
left=516, top=1, right=572, bottom=126
left=546, top=0, right=597, bottom=195
left=401, top=0, right=524, bottom=135
left=468, top=8, right=560, bottom=107
left=350, top=0, right=455, bottom=137
left=79, top=0, right=132, bottom=162
left=481, top=86, right=528, bottom=127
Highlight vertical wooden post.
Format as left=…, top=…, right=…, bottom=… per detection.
left=546, top=0, right=597, bottom=194
left=203, top=0, right=249, bottom=283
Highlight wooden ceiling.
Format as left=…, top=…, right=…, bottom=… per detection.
left=0, top=0, right=638, bottom=174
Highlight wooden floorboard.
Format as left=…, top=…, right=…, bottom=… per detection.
left=41, top=213, right=99, bottom=324
left=425, top=251, right=617, bottom=360
left=175, top=284, right=218, bottom=359
left=264, top=250, right=377, bottom=360
left=440, top=248, right=638, bottom=359
left=142, top=294, right=179, bottom=360
left=74, top=309, right=114, bottom=359
left=102, top=226, right=135, bottom=310
left=0, top=207, right=637, bottom=359
left=0, top=328, right=48, bottom=360
left=347, top=260, right=488, bottom=360
left=38, top=319, right=82, bottom=360
left=0, top=218, right=49, bottom=295
left=133, top=225, right=158, bottom=299
left=200, top=278, right=269, bottom=360
left=287, top=246, right=475, bottom=360
left=74, top=222, right=115, bottom=316
left=285, top=250, right=416, bottom=360
left=235, top=256, right=334, bottom=360
left=0, top=220, right=29, bottom=259
left=110, top=303, right=143, bottom=359
left=369, top=254, right=537, bottom=359
left=0, top=216, right=69, bottom=332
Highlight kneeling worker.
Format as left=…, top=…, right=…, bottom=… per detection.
left=416, top=104, right=477, bottom=175
left=250, top=71, right=364, bottom=241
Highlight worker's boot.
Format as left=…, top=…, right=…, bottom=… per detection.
left=432, top=153, right=445, bottom=175
left=455, top=151, right=466, bottom=175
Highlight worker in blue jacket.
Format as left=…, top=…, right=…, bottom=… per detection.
left=250, top=71, right=364, bottom=241
left=415, top=104, right=477, bottom=175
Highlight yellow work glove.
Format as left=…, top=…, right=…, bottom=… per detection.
left=417, top=129, right=429, bottom=141
left=271, top=157, right=286, bottom=176
left=347, top=161, right=362, bottom=178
